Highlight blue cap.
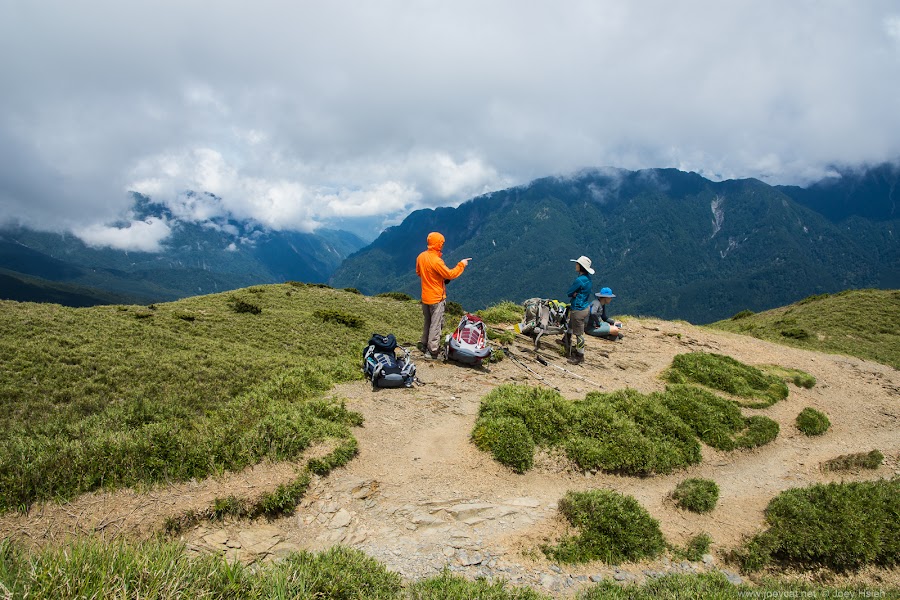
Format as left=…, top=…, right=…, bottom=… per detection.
left=596, top=287, right=615, bottom=298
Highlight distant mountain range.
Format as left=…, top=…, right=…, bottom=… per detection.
left=330, top=164, right=899, bottom=323
left=0, top=193, right=366, bottom=305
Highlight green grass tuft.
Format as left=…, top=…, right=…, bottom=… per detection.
left=477, top=301, right=524, bottom=324
left=672, top=479, right=719, bottom=513
left=664, top=352, right=789, bottom=408
left=731, top=309, right=754, bottom=320
left=796, top=407, right=831, bottom=436
left=445, top=300, right=466, bottom=320
left=227, top=296, right=262, bottom=314
left=737, top=479, right=900, bottom=572
left=376, top=291, right=415, bottom=302
left=471, top=416, right=535, bottom=474
left=0, top=539, right=403, bottom=599
left=822, top=450, right=884, bottom=472
left=670, top=533, right=712, bottom=561
left=409, top=569, right=547, bottom=599
left=544, top=489, right=665, bottom=564
left=709, top=289, right=900, bottom=370
left=313, top=308, right=366, bottom=329
left=473, top=383, right=782, bottom=476
left=733, top=415, right=780, bottom=448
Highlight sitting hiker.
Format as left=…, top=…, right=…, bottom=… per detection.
left=586, top=287, right=622, bottom=340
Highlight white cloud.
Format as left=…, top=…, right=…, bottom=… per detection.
left=73, top=217, right=172, bottom=252
left=1, top=1, right=899, bottom=238
left=886, top=15, right=900, bottom=41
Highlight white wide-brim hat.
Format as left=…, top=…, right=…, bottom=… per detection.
left=570, top=255, right=595, bottom=275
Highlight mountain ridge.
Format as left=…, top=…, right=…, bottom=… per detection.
left=330, top=166, right=900, bottom=323
left=0, top=193, right=367, bottom=305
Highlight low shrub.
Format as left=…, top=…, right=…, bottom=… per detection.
left=477, top=385, right=574, bottom=446
left=760, top=365, right=817, bottom=389
left=822, top=450, right=884, bottom=472
left=445, top=301, right=466, bottom=320
left=409, top=569, right=546, bottom=599
left=796, top=407, right=830, bottom=436
left=664, top=352, right=789, bottom=408
left=472, top=384, right=783, bottom=476
left=734, top=416, right=780, bottom=448
left=313, top=308, right=365, bottom=329
left=738, top=479, right=900, bottom=571
left=673, top=479, right=719, bottom=513
left=544, top=489, right=665, bottom=564
left=471, top=417, right=535, bottom=474
left=567, top=390, right=702, bottom=475
left=780, top=327, right=811, bottom=340
left=659, top=385, right=745, bottom=451
left=342, top=287, right=362, bottom=295
left=376, top=291, right=414, bottom=302
left=731, top=309, right=754, bottom=320
left=671, top=533, right=712, bottom=561
left=477, top=301, right=523, bottom=324
left=211, top=495, right=248, bottom=520
left=227, top=296, right=262, bottom=314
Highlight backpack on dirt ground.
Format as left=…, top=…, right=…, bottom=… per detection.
left=514, top=298, right=569, bottom=349
left=362, top=333, right=417, bottom=389
left=444, top=313, right=493, bottom=366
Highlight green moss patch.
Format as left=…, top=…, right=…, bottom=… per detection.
left=663, top=352, right=789, bottom=408
left=543, top=489, right=665, bottom=564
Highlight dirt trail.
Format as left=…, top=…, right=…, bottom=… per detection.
left=2, top=318, right=898, bottom=595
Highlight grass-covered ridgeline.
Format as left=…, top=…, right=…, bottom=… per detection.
left=471, top=383, right=780, bottom=476
left=710, top=289, right=900, bottom=370
left=0, top=284, right=422, bottom=511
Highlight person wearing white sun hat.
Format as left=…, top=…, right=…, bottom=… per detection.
left=564, top=255, right=594, bottom=365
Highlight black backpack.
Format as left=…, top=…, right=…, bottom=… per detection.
left=362, top=334, right=417, bottom=389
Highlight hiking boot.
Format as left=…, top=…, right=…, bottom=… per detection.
left=423, top=351, right=439, bottom=361
left=567, top=353, right=584, bottom=365
left=416, top=342, right=427, bottom=352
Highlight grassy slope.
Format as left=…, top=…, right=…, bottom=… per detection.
left=0, top=284, right=422, bottom=511
left=707, top=289, right=900, bottom=370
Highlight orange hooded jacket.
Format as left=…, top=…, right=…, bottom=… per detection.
left=415, top=232, right=466, bottom=305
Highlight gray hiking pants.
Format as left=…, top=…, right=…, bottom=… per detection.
left=421, top=300, right=446, bottom=354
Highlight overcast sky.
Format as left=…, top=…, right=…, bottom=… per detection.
left=2, top=1, right=899, bottom=249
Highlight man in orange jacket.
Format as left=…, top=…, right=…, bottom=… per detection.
left=415, top=231, right=471, bottom=359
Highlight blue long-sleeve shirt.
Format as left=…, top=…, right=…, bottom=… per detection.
left=566, top=274, right=593, bottom=311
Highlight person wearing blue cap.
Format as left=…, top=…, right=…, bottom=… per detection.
left=586, top=287, right=622, bottom=340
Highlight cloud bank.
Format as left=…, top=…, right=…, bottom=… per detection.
left=1, top=1, right=898, bottom=248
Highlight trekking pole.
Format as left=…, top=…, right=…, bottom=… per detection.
left=502, top=348, right=560, bottom=391
left=534, top=353, right=603, bottom=389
